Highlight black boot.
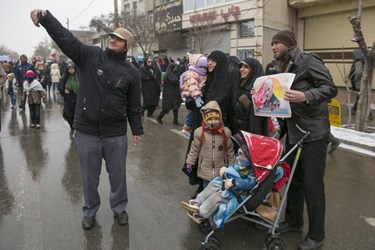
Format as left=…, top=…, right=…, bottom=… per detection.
left=173, top=110, right=183, bottom=126
left=156, top=114, right=163, bottom=124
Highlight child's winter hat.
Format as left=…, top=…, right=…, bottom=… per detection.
left=203, top=109, right=221, bottom=121
left=26, top=70, right=35, bottom=77
left=237, top=148, right=251, bottom=167
left=67, top=61, right=77, bottom=68
left=196, top=57, right=208, bottom=68
left=7, top=73, right=15, bottom=79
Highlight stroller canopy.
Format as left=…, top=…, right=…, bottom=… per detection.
left=233, top=131, right=283, bottom=182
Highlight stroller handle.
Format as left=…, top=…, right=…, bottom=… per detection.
left=295, top=124, right=311, bottom=142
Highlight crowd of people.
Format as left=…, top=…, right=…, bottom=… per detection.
left=0, top=54, right=78, bottom=132
left=0, top=8, right=343, bottom=250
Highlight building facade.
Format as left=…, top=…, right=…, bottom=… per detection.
left=118, top=0, right=374, bottom=88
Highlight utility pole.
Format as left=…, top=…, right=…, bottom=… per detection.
left=66, top=18, right=70, bottom=30
left=114, top=0, right=120, bottom=28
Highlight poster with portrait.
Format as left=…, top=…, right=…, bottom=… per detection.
left=252, top=73, right=295, bottom=117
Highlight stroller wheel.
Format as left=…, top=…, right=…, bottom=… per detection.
left=201, top=241, right=220, bottom=250
left=198, top=219, right=212, bottom=234
left=208, top=235, right=220, bottom=246
left=266, top=235, right=286, bottom=250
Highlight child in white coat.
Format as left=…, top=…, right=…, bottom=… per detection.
left=22, top=70, right=47, bottom=128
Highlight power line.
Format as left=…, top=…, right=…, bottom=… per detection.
left=70, top=0, right=96, bottom=22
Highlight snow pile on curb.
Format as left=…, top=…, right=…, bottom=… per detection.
left=331, top=126, right=375, bottom=148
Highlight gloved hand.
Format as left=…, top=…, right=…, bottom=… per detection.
left=194, top=96, right=204, bottom=108
left=224, top=179, right=234, bottom=190
left=186, top=164, right=193, bottom=174
left=219, top=167, right=228, bottom=178
left=43, top=97, right=47, bottom=104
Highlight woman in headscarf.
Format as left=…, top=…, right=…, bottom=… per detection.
left=182, top=50, right=233, bottom=198
left=231, top=58, right=268, bottom=136
left=156, top=63, right=182, bottom=125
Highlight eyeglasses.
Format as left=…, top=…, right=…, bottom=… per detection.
left=147, top=61, right=153, bottom=63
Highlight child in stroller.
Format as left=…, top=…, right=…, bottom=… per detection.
left=180, top=131, right=284, bottom=228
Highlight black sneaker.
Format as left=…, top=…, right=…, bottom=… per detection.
left=328, top=140, right=340, bottom=153
left=276, top=221, right=302, bottom=233
left=114, top=211, right=128, bottom=225
left=298, top=237, right=324, bottom=250
left=82, top=216, right=95, bottom=230
left=156, top=117, right=163, bottom=124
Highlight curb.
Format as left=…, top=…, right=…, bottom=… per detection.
left=331, top=126, right=375, bottom=157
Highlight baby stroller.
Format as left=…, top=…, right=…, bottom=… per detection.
left=199, top=126, right=310, bottom=250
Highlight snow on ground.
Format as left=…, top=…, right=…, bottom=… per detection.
left=331, top=126, right=375, bottom=157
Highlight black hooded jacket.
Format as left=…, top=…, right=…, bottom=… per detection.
left=231, top=58, right=268, bottom=136
left=40, top=11, right=143, bottom=138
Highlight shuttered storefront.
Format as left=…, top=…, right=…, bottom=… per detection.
left=304, top=7, right=375, bottom=88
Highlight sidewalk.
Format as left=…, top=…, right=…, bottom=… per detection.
left=331, top=87, right=375, bottom=157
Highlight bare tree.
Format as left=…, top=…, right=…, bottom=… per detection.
left=188, top=12, right=222, bottom=54
left=348, top=0, right=374, bottom=132
left=89, top=14, right=116, bottom=33
left=33, top=37, right=52, bottom=61
left=0, top=45, right=19, bottom=61
left=121, top=12, right=157, bottom=57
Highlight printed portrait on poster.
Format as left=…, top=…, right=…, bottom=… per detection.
left=252, top=73, right=295, bottom=117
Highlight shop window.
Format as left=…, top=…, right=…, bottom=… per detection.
left=237, top=50, right=254, bottom=61
left=238, top=20, right=255, bottom=38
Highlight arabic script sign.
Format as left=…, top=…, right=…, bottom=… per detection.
left=154, top=0, right=182, bottom=32
left=189, top=5, right=241, bottom=24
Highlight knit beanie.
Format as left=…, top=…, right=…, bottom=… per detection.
left=26, top=70, right=35, bottom=77
left=196, top=57, right=208, bottom=68
left=271, top=30, right=297, bottom=47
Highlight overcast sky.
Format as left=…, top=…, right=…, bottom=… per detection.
left=1, top=0, right=116, bottom=58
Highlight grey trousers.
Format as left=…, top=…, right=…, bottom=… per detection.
left=196, top=182, right=229, bottom=219
left=75, top=130, right=128, bottom=217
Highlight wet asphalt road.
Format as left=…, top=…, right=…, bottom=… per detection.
left=0, top=92, right=374, bottom=250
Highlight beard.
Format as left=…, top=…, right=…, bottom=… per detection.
left=274, top=48, right=289, bottom=62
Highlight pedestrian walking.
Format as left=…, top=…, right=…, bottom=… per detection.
left=0, top=65, right=5, bottom=132
left=15, top=54, right=35, bottom=99
left=141, top=56, right=159, bottom=117
left=156, top=63, right=183, bottom=125
left=22, top=70, right=47, bottom=128
left=60, top=61, right=79, bottom=137
left=50, top=62, right=61, bottom=94
left=5, top=73, right=18, bottom=109
left=31, top=9, right=143, bottom=230
left=42, top=62, right=52, bottom=91
left=270, top=30, right=337, bottom=250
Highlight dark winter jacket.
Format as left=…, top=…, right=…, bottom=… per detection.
left=285, top=46, right=337, bottom=144
left=15, top=63, right=35, bottom=86
left=140, top=64, right=159, bottom=107
left=161, top=63, right=182, bottom=111
left=231, top=58, right=268, bottom=136
left=40, top=10, right=143, bottom=138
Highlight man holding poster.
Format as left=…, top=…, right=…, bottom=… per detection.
left=270, top=30, right=337, bottom=250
